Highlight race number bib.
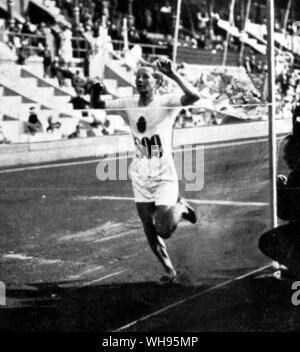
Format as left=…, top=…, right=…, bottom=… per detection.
left=134, top=134, right=164, bottom=159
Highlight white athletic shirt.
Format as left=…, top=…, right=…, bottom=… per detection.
left=106, top=94, right=184, bottom=204
left=106, top=94, right=182, bottom=160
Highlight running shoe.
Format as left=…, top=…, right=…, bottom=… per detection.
left=178, top=197, right=197, bottom=224
left=159, top=271, right=182, bottom=285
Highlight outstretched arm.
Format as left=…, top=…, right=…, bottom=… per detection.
left=156, top=57, right=200, bottom=106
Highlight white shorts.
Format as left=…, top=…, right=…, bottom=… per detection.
left=129, top=156, right=179, bottom=206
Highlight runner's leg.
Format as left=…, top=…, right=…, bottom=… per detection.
left=154, top=198, right=197, bottom=239
left=136, top=202, right=176, bottom=276
left=154, top=205, right=183, bottom=239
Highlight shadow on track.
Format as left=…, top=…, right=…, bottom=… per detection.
left=2, top=274, right=300, bottom=332
left=0, top=280, right=208, bottom=332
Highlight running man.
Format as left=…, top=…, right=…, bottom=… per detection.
left=90, top=57, right=200, bottom=283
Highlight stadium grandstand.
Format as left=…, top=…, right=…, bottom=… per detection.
left=0, top=0, right=300, bottom=338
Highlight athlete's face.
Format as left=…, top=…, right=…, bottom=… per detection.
left=135, top=67, right=157, bottom=95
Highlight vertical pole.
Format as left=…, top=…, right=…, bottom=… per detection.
left=172, top=0, right=182, bottom=65
left=239, top=0, right=252, bottom=66
left=74, top=0, right=80, bottom=31
left=267, top=0, right=277, bottom=228
left=222, top=0, right=236, bottom=67
left=279, top=0, right=292, bottom=52
left=186, top=0, right=196, bottom=37
left=7, top=0, right=14, bottom=28
left=208, top=0, right=215, bottom=42
left=283, top=0, right=292, bottom=33
left=123, top=17, right=129, bottom=52
left=128, top=0, right=134, bottom=29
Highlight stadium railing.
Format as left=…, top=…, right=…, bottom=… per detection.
left=7, top=32, right=47, bottom=55
left=6, top=32, right=168, bottom=60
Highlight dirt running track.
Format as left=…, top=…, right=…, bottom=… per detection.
left=0, top=136, right=299, bottom=332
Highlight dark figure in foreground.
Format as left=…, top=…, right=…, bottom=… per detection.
left=259, top=105, right=300, bottom=279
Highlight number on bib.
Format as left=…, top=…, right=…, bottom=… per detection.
left=134, top=135, right=163, bottom=158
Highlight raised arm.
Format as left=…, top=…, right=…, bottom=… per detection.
left=156, top=57, right=200, bottom=106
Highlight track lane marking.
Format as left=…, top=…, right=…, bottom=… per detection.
left=113, top=264, right=272, bottom=332
left=79, top=270, right=127, bottom=287
left=74, top=195, right=268, bottom=207
left=0, top=137, right=276, bottom=174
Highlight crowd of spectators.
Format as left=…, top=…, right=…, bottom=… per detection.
left=1, top=1, right=300, bottom=142
left=4, top=0, right=298, bottom=71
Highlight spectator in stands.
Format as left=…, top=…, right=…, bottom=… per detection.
left=58, top=54, right=66, bottom=67
left=69, top=88, right=89, bottom=110
left=50, top=56, right=65, bottom=86
left=7, top=19, right=16, bottom=33
left=211, top=112, right=218, bottom=125
left=21, top=17, right=34, bottom=35
left=71, top=70, right=86, bottom=92
left=244, top=56, right=252, bottom=73
left=160, top=1, right=173, bottom=36
left=144, top=8, right=153, bottom=31
left=128, top=26, right=141, bottom=43
left=88, top=115, right=114, bottom=136
left=183, top=35, right=191, bottom=47
left=42, top=44, right=52, bottom=78
left=26, top=107, right=43, bottom=134
left=46, top=115, right=61, bottom=133
left=15, top=22, right=24, bottom=34
left=277, top=66, right=291, bottom=97
left=182, top=108, right=195, bottom=128
left=101, top=118, right=115, bottom=135
left=256, top=60, right=263, bottom=74
left=59, top=24, right=73, bottom=64
left=34, top=23, right=47, bottom=47
left=249, top=55, right=257, bottom=74
left=17, top=41, right=29, bottom=65
left=190, top=38, right=198, bottom=49
left=197, top=34, right=206, bottom=49
left=235, top=14, right=243, bottom=31
left=67, top=122, right=85, bottom=138
left=196, top=7, right=209, bottom=36
left=109, top=23, right=122, bottom=41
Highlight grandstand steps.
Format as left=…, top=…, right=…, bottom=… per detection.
left=104, top=61, right=136, bottom=97
left=0, top=80, right=74, bottom=118
left=21, top=68, right=74, bottom=96
left=0, top=78, right=74, bottom=112
left=105, top=61, right=136, bottom=88
left=0, top=59, right=132, bottom=142
left=0, top=78, right=74, bottom=113
left=21, top=66, right=118, bottom=101
left=0, top=64, right=75, bottom=108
